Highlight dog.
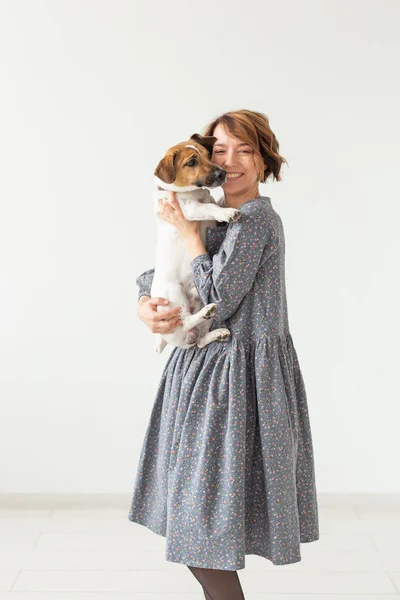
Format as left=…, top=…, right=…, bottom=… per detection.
left=150, top=133, right=241, bottom=354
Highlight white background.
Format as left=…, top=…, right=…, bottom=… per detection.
left=1, top=0, right=399, bottom=493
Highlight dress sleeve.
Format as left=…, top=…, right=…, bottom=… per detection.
left=190, top=201, right=278, bottom=322
left=136, top=268, right=154, bottom=301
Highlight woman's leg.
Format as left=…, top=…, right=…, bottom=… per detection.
left=187, top=565, right=245, bottom=600
left=202, top=585, right=212, bottom=600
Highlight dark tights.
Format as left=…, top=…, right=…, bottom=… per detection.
left=187, top=566, right=246, bottom=600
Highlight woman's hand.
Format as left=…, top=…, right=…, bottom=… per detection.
left=158, top=191, right=201, bottom=239
left=137, top=296, right=183, bottom=334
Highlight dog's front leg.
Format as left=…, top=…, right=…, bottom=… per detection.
left=180, top=202, right=240, bottom=224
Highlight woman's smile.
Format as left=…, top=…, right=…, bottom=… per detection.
left=226, top=172, right=244, bottom=180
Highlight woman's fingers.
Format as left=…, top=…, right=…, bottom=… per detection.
left=153, top=306, right=182, bottom=321
left=159, top=193, right=178, bottom=212
left=169, top=191, right=184, bottom=216
left=158, top=198, right=172, bottom=222
left=137, top=297, right=183, bottom=333
left=163, top=315, right=183, bottom=333
left=154, top=314, right=182, bottom=333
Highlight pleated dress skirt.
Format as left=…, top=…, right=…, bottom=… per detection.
left=128, top=196, right=320, bottom=570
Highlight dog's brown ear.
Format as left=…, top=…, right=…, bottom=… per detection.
left=190, top=133, right=217, bottom=156
left=154, top=150, right=178, bottom=184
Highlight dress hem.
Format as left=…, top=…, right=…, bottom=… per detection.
left=128, top=512, right=319, bottom=570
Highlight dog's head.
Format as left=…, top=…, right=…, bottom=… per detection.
left=154, top=133, right=226, bottom=188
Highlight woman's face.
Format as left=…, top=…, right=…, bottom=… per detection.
left=211, top=124, right=259, bottom=194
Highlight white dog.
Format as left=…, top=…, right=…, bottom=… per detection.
left=150, top=133, right=241, bottom=354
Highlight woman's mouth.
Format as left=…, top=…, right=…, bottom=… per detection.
left=226, top=173, right=244, bottom=180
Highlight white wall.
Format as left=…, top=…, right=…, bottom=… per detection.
left=0, top=0, right=399, bottom=493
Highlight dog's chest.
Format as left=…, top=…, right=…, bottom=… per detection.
left=205, top=223, right=229, bottom=257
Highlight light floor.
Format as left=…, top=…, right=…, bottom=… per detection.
left=0, top=494, right=399, bottom=599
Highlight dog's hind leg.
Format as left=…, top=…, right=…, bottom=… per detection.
left=197, top=328, right=231, bottom=348
left=185, top=328, right=200, bottom=345
left=180, top=303, right=217, bottom=330
left=154, top=335, right=168, bottom=354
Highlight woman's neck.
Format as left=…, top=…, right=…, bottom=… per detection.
left=223, top=185, right=260, bottom=209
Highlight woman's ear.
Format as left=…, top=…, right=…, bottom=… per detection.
left=154, top=150, right=178, bottom=183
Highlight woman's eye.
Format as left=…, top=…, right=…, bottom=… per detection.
left=214, top=150, right=251, bottom=154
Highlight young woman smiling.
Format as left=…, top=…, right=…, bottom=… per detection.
left=129, top=110, right=319, bottom=600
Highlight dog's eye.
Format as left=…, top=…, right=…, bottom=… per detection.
left=186, top=159, right=197, bottom=167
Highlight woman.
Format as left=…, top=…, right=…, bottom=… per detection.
left=128, top=110, right=319, bottom=599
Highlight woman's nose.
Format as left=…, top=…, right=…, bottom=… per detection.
left=222, top=150, right=239, bottom=166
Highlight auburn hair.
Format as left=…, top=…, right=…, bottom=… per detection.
left=202, top=109, right=287, bottom=183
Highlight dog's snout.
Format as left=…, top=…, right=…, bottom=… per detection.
left=203, top=168, right=226, bottom=188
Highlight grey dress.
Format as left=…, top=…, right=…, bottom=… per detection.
left=128, top=195, right=319, bottom=570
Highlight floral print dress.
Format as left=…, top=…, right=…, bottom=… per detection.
left=128, top=195, right=319, bottom=570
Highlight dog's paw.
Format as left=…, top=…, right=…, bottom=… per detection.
left=203, top=304, right=217, bottom=319
left=228, top=208, right=241, bottom=222
left=216, top=328, right=231, bottom=341
left=220, top=208, right=241, bottom=222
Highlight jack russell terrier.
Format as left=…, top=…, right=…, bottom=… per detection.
left=151, top=133, right=241, bottom=354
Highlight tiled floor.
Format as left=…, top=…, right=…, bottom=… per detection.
left=0, top=494, right=399, bottom=598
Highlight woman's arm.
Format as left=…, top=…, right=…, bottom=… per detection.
left=136, top=268, right=155, bottom=302
left=190, top=201, right=278, bottom=322
left=136, top=267, right=182, bottom=333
